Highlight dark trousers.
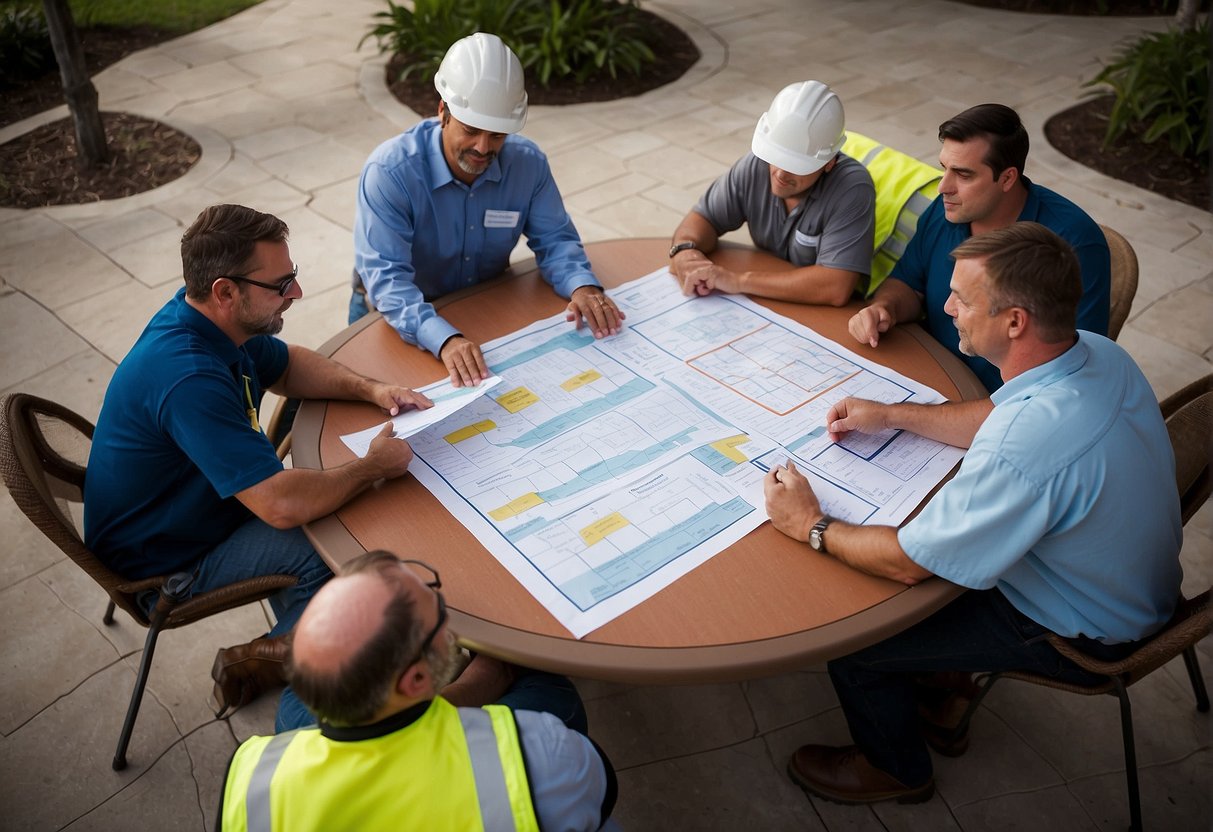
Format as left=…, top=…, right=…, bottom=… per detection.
left=827, top=588, right=1135, bottom=786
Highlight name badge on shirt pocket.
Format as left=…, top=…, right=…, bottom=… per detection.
left=794, top=230, right=821, bottom=248
left=484, top=209, right=521, bottom=229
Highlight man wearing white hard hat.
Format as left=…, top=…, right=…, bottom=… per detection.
left=669, top=81, right=876, bottom=306
left=352, top=33, right=623, bottom=387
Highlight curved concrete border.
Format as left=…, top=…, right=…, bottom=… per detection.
left=25, top=114, right=233, bottom=221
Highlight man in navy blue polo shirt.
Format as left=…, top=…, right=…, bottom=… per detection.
left=847, top=103, right=1110, bottom=441
left=85, top=204, right=431, bottom=727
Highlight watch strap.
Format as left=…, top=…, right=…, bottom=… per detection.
left=669, top=241, right=698, bottom=258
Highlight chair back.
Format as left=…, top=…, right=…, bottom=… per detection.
left=0, top=393, right=154, bottom=626
left=1100, top=224, right=1138, bottom=341
left=1160, top=373, right=1213, bottom=527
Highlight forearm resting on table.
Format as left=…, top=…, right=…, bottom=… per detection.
left=670, top=211, right=719, bottom=254
left=867, top=278, right=923, bottom=324
left=272, top=345, right=379, bottom=402
left=822, top=523, right=932, bottom=586
left=735, top=264, right=859, bottom=307
left=880, top=398, right=992, bottom=448
left=236, top=459, right=389, bottom=529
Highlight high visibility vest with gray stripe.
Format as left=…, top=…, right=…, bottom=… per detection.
left=220, top=699, right=539, bottom=832
left=841, top=132, right=942, bottom=297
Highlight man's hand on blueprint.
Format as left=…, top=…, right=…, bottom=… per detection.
left=826, top=397, right=889, bottom=441
left=764, top=461, right=819, bottom=543
left=364, top=422, right=415, bottom=480
left=369, top=382, right=434, bottom=417
left=440, top=336, right=491, bottom=388
left=566, top=286, right=625, bottom=339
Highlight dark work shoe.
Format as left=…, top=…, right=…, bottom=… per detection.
left=787, top=744, right=935, bottom=805
left=209, top=634, right=290, bottom=718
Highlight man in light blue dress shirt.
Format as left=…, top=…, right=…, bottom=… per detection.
left=352, top=33, right=624, bottom=387
left=764, top=222, right=1181, bottom=806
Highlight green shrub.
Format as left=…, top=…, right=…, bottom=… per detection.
left=512, top=0, right=653, bottom=85
left=1085, top=19, right=1210, bottom=166
left=361, top=0, right=655, bottom=88
left=0, top=3, right=55, bottom=85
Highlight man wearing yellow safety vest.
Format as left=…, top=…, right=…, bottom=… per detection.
left=219, top=550, right=618, bottom=831
left=848, top=103, right=1111, bottom=399
left=668, top=80, right=876, bottom=307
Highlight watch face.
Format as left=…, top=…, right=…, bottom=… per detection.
left=809, top=528, right=823, bottom=551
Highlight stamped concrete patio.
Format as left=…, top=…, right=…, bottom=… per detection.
left=1, top=0, right=1209, bottom=829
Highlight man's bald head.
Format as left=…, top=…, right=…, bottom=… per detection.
left=287, top=551, right=429, bottom=726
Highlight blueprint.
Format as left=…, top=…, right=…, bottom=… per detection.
left=365, top=268, right=964, bottom=637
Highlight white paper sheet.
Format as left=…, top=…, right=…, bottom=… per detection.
left=340, top=376, right=503, bottom=456
left=396, top=269, right=965, bottom=638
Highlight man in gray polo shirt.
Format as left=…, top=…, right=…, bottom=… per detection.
left=669, top=80, right=875, bottom=307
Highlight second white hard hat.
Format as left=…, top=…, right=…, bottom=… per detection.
left=434, top=32, right=528, bottom=134
left=751, top=81, right=846, bottom=176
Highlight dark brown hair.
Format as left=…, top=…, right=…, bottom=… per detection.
left=951, top=222, right=1081, bottom=343
left=180, top=204, right=288, bottom=300
left=938, top=103, right=1029, bottom=180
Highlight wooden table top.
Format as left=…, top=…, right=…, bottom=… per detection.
left=293, top=239, right=985, bottom=683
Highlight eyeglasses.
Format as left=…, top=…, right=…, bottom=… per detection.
left=217, top=264, right=298, bottom=297
left=396, top=559, right=447, bottom=667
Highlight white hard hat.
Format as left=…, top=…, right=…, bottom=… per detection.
left=751, top=81, right=846, bottom=175
left=434, top=32, right=528, bottom=134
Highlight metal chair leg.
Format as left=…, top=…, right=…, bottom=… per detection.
left=1113, top=680, right=1142, bottom=832
left=947, top=671, right=1000, bottom=743
left=103, top=600, right=116, bottom=625
left=1181, top=646, right=1209, bottom=712
left=112, top=622, right=163, bottom=771
left=111, top=573, right=192, bottom=771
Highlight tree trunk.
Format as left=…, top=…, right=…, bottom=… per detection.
left=42, top=0, right=108, bottom=167
left=1174, top=0, right=1198, bottom=30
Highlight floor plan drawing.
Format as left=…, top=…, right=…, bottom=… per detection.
left=348, top=269, right=965, bottom=636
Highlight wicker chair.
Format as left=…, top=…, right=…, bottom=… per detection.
left=0, top=393, right=298, bottom=771
left=943, top=374, right=1211, bottom=832
left=1101, top=224, right=1139, bottom=341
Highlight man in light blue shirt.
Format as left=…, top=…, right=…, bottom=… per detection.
left=353, top=33, right=623, bottom=387
left=764, top=222, right=1181, bottom=806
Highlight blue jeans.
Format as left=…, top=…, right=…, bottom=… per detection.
left=827, top=588, right=1136, bottom=787
left=191, top=517, right=333, bottom=730
left=275, top=668, right=589, bottom=735
left=348, top=286, right=370, bottom=325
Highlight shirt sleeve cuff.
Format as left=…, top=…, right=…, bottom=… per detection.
left=418, top=316, right=460, bottom=359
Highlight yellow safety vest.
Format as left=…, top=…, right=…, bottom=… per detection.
left=221, top=699, right=539, bottom=832
left=841, top=132, right=942, bottom=297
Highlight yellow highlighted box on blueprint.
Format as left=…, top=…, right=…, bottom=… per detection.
left=709, top=435, right=750, bottom=463
left=579, top=512, right=630, bottom=546
left=561, top=369, right=602, bottom=392
left=489, top=492, right=545, bottom=521
left=496, top=387, right=539, bottom=413
left=444, top=420, right=496, bottom=444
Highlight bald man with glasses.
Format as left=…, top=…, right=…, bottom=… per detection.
left=219, top=550, right=618, bottom=832
left=85, top=204, right=433, bottom=731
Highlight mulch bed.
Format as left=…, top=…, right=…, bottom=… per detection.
left=0, top=111, right=200, bottom=208
left=385, top=7, right=700, bottom=116
left=1046, top=95, right=1209, bottom=211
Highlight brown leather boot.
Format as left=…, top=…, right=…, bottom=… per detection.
left=787, top=745, right=935, bottom=805
left=210, top=634, right=290, bottom=718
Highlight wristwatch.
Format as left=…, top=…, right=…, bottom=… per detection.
left=808, top=516, right=836, bottom=554
left=669, top=241, right=698, bottom=258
